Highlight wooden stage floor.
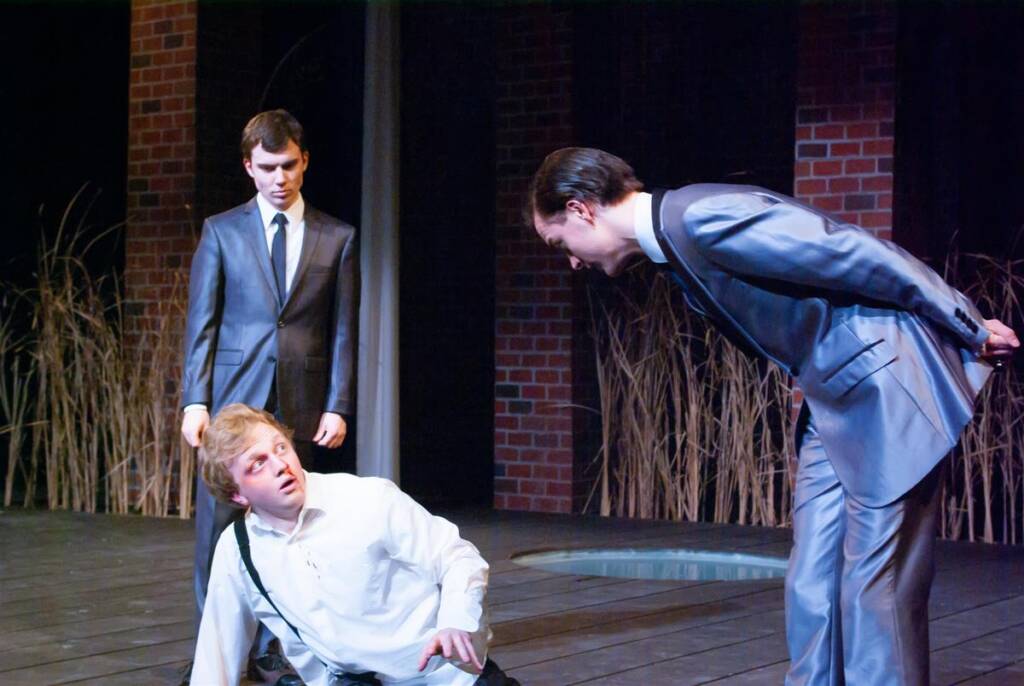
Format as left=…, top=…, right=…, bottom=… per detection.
left=1, top=508, right=1022, bottom=685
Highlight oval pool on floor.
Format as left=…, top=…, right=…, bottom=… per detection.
left=511, top=548, right=789, bottom=581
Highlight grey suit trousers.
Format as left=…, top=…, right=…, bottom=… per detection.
left=785, top=419, right=943, bottom=686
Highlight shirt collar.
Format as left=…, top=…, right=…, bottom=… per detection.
left=301, top=471, right=327, bottom=515
left=633, top=191, right=667, bottom=263
left=255, top=192, right=305, bottom=231
left=247, top=469, right=325, bottom=537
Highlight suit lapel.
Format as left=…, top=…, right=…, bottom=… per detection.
left=652, top=188, right=773, bottom=365
left=651, top=189, right=714, bottom=316
left=282, top=205, right=323, bottom=312
left=242, top=197, right=281, bottom=305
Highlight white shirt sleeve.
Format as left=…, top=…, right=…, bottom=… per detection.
left=377, top=480, right=489, bottom=632
left=191, top=535, right=258, bottom=686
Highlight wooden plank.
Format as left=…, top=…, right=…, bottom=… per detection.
left=931, top=624, right=1024, bottom=684
left=955, top=660, right=1024, bottom=685
left=492, top=580, right=782, bottom=645
left=577, top=630, right=790, bottom=686
left=0, top=509, right=1021, bottom=685
left=504, top=610, right=784, bottom=686
left=0, top=619, right=193, bottom=671
left=0, top=638, right=194, bottom=686
left=494, top=587, right=783, bottom=669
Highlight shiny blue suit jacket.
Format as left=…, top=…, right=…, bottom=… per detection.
left=653, top=185, right=992, bottom=507
left=181, top=197, right=358, bottom=440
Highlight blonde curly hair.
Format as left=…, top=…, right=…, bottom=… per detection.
left=198, top=403, right=294, bottom=505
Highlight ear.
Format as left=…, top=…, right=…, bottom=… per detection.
left=243, top=157, right=255, bottom=179
left=565, top=198, right=595, bottom=225
left=230, top=492, right=250, bottom=508
left=301, top=150, right=310, bottom=172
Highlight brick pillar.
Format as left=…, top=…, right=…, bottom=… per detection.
left=493, top=7, right=576, bottom=513
left=126, top=0, right=197, bottom=327
left=793, top=2, right=895, bottom=239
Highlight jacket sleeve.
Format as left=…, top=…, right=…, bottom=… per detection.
left=684, top=192, right=990, bottom=352
left=181, top=219, right=224, bottom=408
left=324, top=230, right=359, bottom=416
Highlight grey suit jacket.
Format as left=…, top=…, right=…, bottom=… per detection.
left=181, top=197, right=358, bottom=440
left=654, top=185, right=993, bottom=506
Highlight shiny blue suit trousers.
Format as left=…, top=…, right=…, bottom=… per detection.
left=785, top=420, right=943, bottom=686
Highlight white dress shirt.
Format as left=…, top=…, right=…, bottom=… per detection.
left=192, top=473, right=488, bottom=686
left=256, top=191, right=306, bottom=292
left=633, top=191, right=668, bottom=263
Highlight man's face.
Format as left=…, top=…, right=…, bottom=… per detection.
left=228, top=423, right=306, bottom=518
left=533, top=200, right=630, bottom=277
left=244, top=140, right=309, bottom=211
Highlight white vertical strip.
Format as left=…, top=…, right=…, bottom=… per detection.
left=356, top=2, right=401, bottom=481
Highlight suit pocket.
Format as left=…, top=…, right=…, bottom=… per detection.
left=821, top=336, right=897, bottom=399
left=214, top=349, right=243, bottom=366
left=305, top=356, right=327, bottom=372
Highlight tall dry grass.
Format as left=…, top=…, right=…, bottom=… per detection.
left=942, top=251, right=1024, bottom=543
left=0, top=188, right=193, bottom=517
left=590, top=254, right=1021, bottom=543
left=588, top=265, right=794, bottom=525
left=0, top=297, right=39, bottom=507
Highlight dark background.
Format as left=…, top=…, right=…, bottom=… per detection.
left=895, top=2, right=1024, bottom=261
left=1, top=1, right=130, bottom=291
left=3, top=1, right=1023, bottom=508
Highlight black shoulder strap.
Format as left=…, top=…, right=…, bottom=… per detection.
left=232, top=519, right=380, bottom=684
left=233, top=518, right=304, bottom=643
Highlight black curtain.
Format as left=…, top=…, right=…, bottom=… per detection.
left=895, top=2, right=1024, bottom=261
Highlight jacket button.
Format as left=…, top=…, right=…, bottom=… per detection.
left=267, top=355, right=276, bottom=363
left=277, top=320, right=285, bottom=328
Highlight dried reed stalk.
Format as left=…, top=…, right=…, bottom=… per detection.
left=588, top=264, right=794, bottom=525
left=0, top=188, right=193, bottom=517
left=942, top=250, right=1024, bottom=544
left=0, top=300, right=38, bottom=507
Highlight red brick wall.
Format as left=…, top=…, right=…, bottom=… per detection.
left=793, top=2, right=895, bottom=239
left=493, top=7, right=576, bottom=514
left=126, top=0, right=197, bottom=328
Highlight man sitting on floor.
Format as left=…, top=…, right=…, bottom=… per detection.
left=191, top=403, right=517, bottom=686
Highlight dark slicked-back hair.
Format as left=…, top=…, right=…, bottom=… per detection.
left=241, top=109, right=307, bottom=159
left=526, top=147, right=643, bottom=225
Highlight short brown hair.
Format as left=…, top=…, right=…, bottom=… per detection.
left=198, top=403, right=295, bottom=505
left=525, top=147, right=643, bottom=225
left=240, top=109, right=307, bottom=159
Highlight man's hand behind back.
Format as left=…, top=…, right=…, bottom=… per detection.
left=982, top=319, right=1020, bottom=361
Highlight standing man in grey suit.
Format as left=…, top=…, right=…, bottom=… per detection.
left=528, top=148, right=1018, bottom=685
left=180, top=109, right=358, bottom=673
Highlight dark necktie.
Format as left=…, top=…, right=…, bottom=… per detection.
left=271, top=213, right=288, bottom=305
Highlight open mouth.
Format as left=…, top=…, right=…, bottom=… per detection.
left=279, top=476, right=296, bottom=493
